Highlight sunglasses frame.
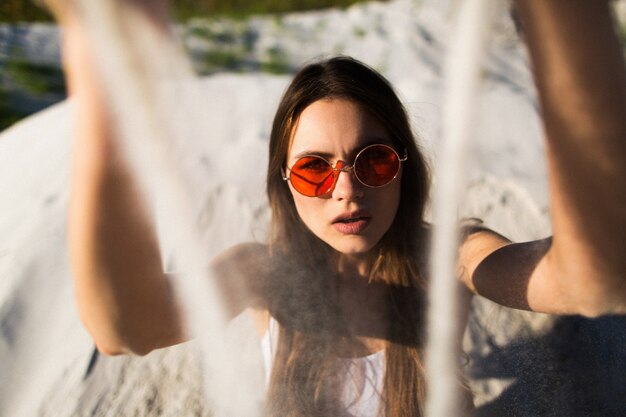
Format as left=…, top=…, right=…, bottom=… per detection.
left=282, top=143, right=408, bottom=197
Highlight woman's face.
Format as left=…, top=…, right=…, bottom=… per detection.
left=286, top=98, right=402, bottom=255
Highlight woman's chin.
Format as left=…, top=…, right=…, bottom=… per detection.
left=327, top=237, right=378, bottom=256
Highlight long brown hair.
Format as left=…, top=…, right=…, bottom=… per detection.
left=265, top=56, right=432, bottom=417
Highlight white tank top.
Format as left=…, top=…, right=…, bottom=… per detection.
left=261, top=318, right=386, bottom=417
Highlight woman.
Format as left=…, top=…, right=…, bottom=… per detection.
left=47, top=0, right=626, bottom=416
left=263, top=57, right=436, bottom=416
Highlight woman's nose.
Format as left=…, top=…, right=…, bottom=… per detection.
left=331, top=167, right=364, bottom=200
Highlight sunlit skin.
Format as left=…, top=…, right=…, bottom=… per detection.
left=286, top=99, right=402, bottom=274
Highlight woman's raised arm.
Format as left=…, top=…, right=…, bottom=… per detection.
left=56, top=1, right=270, bottom=355
left=459, top=0, right=626, bottom=316
left=51, top=1, right=188, bottom=356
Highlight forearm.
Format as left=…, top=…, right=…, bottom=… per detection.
left=515, top=0, right=626, bottom=315
left=64, top=25, right=185, bottom=355
left=516, top=1, right=626, bottom=141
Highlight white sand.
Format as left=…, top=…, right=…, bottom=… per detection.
left=1, top=0, right=624, bottom=416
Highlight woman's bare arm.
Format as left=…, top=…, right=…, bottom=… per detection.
left=51, top=1, right=271, bottom=355
left=60, top=13, right=189, bottom=355
left=460, top=0, right=626, bottom=316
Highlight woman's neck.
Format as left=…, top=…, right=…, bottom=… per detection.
left=335, top=251, right=376, bottom=280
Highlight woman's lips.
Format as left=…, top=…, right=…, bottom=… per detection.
left=332, top=212, right=371, bottom=234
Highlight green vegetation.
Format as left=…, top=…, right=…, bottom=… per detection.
left=172, top=0, right=375, bottom=21
left=1, top=0, right=381, bottom=23
left=0, top=0, right=381, bottom=131
left=1, top=51, right=66, bottom=130
left=353, top=26, right=367, bottom=38
left=260, top=45, right=291, bottom=74
left=0, top=89, right=24, bottom=130
left=183, top=20, right=254, bottom=74
left=184, top=26, right=291, bottom=75
left=197, top=48, right=248, bottom=73
left=0, top=0, right=52, bottom=22
left=6, top=58, right=65, bottom=96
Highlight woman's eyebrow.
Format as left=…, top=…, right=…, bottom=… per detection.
left=291, top=136, right=392, bottom=161
left=362, top=136, right=393, bottom=147
left=291, top=149, right=334, bottom=160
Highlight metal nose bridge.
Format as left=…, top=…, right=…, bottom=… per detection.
left=327, top=159, right=358, bottom=194
left=332, top=159, right=355, bottom=173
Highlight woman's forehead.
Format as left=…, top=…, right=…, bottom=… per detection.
left=287, top=98, right=391, bottom=160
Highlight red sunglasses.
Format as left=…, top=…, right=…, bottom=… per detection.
left=283, top=144, right=407, bottom=197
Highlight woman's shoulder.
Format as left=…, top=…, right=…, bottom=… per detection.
left=211, top=242, right=271, bottom=286
left=210, top=242, right=272, bottom=312
left=458, top=219, right=510, bottom=253
left=455, top=220, right=511, bottom=293
left=419, top=219, right=510, bottom=276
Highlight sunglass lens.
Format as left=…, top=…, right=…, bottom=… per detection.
left=355, top=145, right=400, bottom=186
left=290, top=156, right=334, bottom=196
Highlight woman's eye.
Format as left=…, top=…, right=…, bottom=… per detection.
left=363, top=148, right=387, bottom=161
left=300, top=158, right=328, bottom=171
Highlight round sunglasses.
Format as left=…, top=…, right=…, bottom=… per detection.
left=283, top=143, right=408, bottom=197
